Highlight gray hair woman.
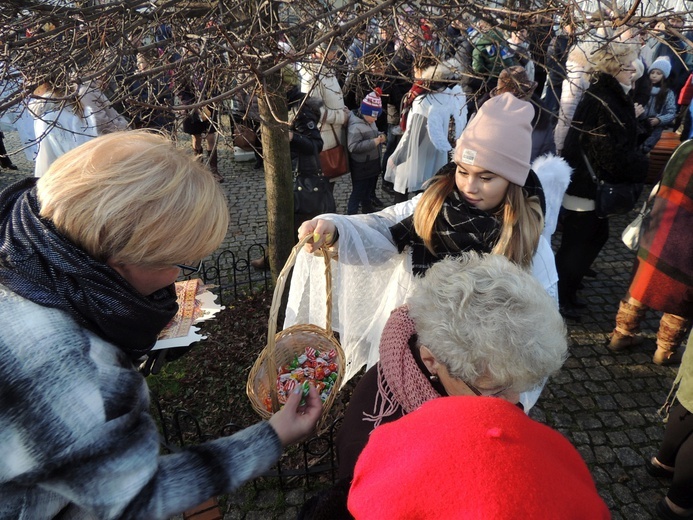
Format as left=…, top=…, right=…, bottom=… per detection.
left=336, top=252, right=567, bottom=481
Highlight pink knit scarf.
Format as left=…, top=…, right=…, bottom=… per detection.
left=363, top=305, right=441, bottom=428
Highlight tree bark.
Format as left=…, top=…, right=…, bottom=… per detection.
left=257, top=77, right=293, bottom=282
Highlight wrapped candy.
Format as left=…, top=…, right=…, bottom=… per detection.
left=264, top=346, right=340, bottom=412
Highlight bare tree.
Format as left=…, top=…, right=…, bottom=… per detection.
left=2, top=0, right=693, bottom=274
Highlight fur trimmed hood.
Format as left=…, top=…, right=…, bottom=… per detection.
left=532, top=154, right=572, bottom=241
left=420, top=59, right=463, bottom=82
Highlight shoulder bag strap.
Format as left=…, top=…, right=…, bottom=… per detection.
left=580, top=149, right=600, bottom=185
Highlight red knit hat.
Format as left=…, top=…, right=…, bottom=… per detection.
left=348, top=397, right=610, bottom=520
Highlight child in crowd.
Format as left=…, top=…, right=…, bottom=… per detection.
left=346, top=90, right=386, bottom=215
left=640, top=56, right=677, bottom=154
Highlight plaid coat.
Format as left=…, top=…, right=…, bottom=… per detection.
left=630, top=140, right=693, bottom=317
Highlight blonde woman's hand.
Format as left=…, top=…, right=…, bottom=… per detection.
left=298, top=219, right=337, bottom=253
left=268, top=384, right=322, bottom=447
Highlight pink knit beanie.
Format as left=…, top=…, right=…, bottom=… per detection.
left=348, top=396, right=611, bottom=520
left=453, top=92, right=533, bottom=186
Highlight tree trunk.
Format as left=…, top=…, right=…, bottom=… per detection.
left=257, top=79, right=293, bottom=282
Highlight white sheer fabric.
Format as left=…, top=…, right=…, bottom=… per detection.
left=30, top=84, right=127, bottom=177
left=285, top=197, right=559, bottom=378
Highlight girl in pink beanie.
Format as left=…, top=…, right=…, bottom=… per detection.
left=287, top=92, right=572, bottom=392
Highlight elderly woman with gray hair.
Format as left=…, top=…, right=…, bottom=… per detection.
left=336, top=252, right=567, bottom=480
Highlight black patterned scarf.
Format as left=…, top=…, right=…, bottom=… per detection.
left=390, top=188, right=502, bottom=276
left=389, top=169, right=546, bottom=276
left=0, top=178, right=178, bottom=362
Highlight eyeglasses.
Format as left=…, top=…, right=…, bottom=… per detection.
left=175, top=261, right=202, bottom=277
left=464, top=380, right=510, bottom=398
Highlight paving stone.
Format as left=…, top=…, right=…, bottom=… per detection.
left=614, top=394, right=638, bottom=409
left=607, top=431, right=631, bottom=447
left=254, top=489, right=280, bottom=508
left=594, top=394, right=619, bottom=411
left=625, top=428, right=649, bottom=444
left=597, top=412, right=624, bottom=428
left=611, top=483, right=635, bottom=504
left=589, top=430, right=607, bottom=445
left=594, top=445, right=617, bottom=464
left=619, top=410, right=647, bottom=427
left=571, top=431, right=590, bottom=444
left=615, top=447, right=645, bottom=467
left=283, top=489, right=305, bottom=507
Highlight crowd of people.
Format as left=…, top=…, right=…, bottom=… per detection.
left=1, top=7, right=693, bottom=520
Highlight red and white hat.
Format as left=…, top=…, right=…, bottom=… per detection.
left=361, top=88, right=383, bottom=118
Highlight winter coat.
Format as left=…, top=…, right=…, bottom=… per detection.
left=670, top=336, right=693, bottom=415
left=285, top=155, right=572, bottom=384
left=640, top=86, right=677, bottom=153
left=299, top=62, right=348, bottom=150
left=288, top=90, right=324, bottom=176
left=630, top=140, right=693, bottom=317
left=554, top=39, right=596, bottom=153
left=382, top=47, right=414, bottom=124
left=347, top=110, right=381, bottom=180
left=653, top=35, right=692, bottom=96
left=0, top=286, right=283, bottom=519
left=546, top=33, right=572, bottom=89
left=562, top=72, right=648, bottom=201
left=29, top=84, right=127, bottom=177
left=471, top=29, right=515, bottom=77
left=385, top=85, right=467, bottom=193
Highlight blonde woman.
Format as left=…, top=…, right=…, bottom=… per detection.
left=0, top=131, right=320, bottom=518
left=286, top=93, right=572, bottom=411
left=556, top=41, right=648, bottom=317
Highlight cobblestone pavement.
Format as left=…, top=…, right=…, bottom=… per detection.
left=0, top=130, right=679, bottom=519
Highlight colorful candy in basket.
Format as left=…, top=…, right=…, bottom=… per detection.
left=263, top=346, right=340, bottom=412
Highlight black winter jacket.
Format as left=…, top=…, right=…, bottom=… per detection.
left=288, top=88, right=324, bottom=176
left=563, top=72, right=648, bottom=200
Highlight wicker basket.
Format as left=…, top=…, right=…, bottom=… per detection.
left=246, top=235, right=345, bottom=434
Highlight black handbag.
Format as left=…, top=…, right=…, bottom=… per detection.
left=581, top=151, right=643, bottom=219
left=294, top=173, right=336, bottom=215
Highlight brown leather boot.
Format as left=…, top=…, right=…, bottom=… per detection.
left=607, top=299, right=647, bottom=352
left=653, top=313, right=691, bottom=365
left=206, top=149, right=223, bottom=183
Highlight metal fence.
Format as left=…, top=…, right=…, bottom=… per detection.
left=153, top=393, right=342, bottom=489
left=191, top=243, right=271, bottom=306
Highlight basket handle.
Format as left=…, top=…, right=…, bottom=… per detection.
left=265, top=234, right=334, bottom=412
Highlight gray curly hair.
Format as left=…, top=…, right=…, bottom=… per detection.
left=408, top=253, right=567, bottom=393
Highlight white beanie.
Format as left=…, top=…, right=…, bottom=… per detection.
left=453, top=93, right=533, bottom=186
